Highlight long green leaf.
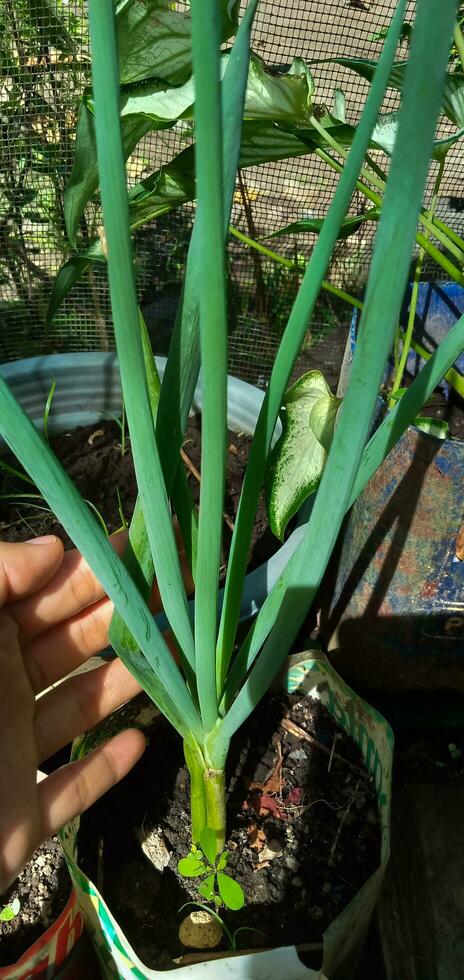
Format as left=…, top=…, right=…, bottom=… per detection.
left=223, top=307, right=464, bottom=710
left=64, top=101, right=153, bottom=246
left=190, top=0, right=227, bottom=731
left=110, top=0, right=259, bottom=668
left=155, top=0, right=258, bottom=491
left=350, top=313, right=464, bottom=505
left=218, top=0, right=457, bottom=749
left=215, top=0, right=411, bottom=689
left=266, top=208, right=380, bottom=241
left=0, top=380, right=202, bottom=742
left=87, top=0, right=195, bottom=668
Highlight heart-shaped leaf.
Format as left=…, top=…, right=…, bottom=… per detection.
left=265, top=371, right=340, bottom=540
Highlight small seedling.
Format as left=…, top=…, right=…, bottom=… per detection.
left=43, top=378, right=56, bottom=444
left=112, top=403, right=128, bottom=457
left=0, top=898, right=20, bottom=922
left=448, top=742, right=462, bottom=760
left=178, top=828, right=245, bottom=911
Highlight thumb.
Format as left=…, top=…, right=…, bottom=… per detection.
left=0, top=536, right=64, bottom=607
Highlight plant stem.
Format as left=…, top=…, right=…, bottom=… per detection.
left=184, top=741, right=208, bottom=844
left=314, top=146, right=464, bottom=278
left=229, top=225, right=363, bottom=310
left=184, top=742, right=226, bottom=852
left=313, top=129, right=464, bottom=265
left=204, top=768, right=226, bottom=853
left=390, top=155, right=446, bottom=400
left=454, top=22, right=464, bottom=71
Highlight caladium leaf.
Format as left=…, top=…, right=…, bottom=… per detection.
left=312, top=55, right=464, bottom=129
left=266, top=371, right=341, bottom=541
left=115, top=0, right=239, bottom=86
left=243, top=54, right=314, bottom=124
left=371, top=109, right=464, bottom=161
left=65, top=53, right=315, bottom=245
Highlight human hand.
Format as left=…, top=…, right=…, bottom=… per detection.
left=0, top=533, right=155, bottom=892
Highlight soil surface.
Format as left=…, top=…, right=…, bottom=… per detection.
left=78, top=691, right=380, bottom=971
left=0, top=837, right=70, bottom=967
left=0, top=415, right=275, bottom=571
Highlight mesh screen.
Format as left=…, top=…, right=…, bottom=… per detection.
left=1, top=0, right=463, bottom=387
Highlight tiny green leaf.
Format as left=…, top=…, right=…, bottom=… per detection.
left=414, top=416, right=449, bottom=440
left=217, top=872, right=245, bottom=911
left=198, top=874, right=216, bottom=901
left=178, top=854, right=206, bottom=878
left=216, top=850, right=229, bottom=871
left=0, top=898, right=20, bottom=922
left=265, top=371, right=340, bottom=540
left=199, top=828, right=218, bottom=867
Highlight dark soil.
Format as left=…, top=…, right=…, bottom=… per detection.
left=0, top=837, right=70, bottom=966
left=78, top=691, right=380, bottom=972
left=0, top=415, right=275, bottom=571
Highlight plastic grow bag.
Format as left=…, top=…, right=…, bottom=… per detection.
left=0, top=890, right=85, bottom=980
left=61, top=654, right=393, bottom=980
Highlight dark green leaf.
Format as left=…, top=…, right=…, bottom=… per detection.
left=64, top=100, right=154, bottom=246
left=46, top=255, right=93, bottom=328
left=266, top=207, right=380, bottom=241
left=217, top=873, right=245, bottom=910
left=26, top=0, right=76, bottom=52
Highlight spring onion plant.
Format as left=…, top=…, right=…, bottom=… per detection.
left=0, top=0, right=463, bottom=858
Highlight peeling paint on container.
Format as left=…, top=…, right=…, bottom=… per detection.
left=322, top=283, right=464, bottom=693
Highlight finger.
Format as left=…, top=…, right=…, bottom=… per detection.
left=24, top=597, right=113, bottom=694
left=11, top=532, right=127, bottom=641
left=35, top=658, right=143, bottom=762
left=0, top=537, right=64, bottom=607
left=0, top=613, right=41, bottom=892
left=38, top=729, right=145, bottom=839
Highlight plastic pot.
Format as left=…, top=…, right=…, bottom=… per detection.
left=61, top=654, right=392, bottom=980
left=322, top=282, right=464, bottom=693
left=0, top=891, right=87, bottom=980
left=0, top=352, right=306, bottom=628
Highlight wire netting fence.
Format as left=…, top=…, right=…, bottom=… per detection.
left=1, top=0, right=463, bottom=388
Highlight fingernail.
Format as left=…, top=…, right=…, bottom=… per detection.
left=25, top=535, right=58, bottom=545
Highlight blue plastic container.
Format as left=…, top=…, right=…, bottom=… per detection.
left=322, top=283, right=464, bottom=695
